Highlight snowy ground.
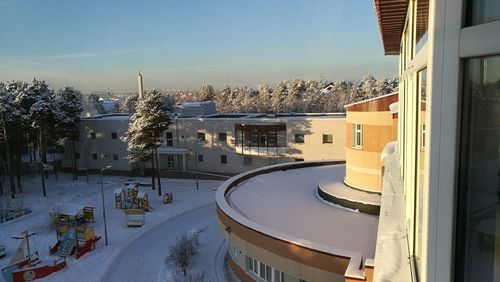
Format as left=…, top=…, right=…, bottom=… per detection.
left=0, top=173, right=225, bottom=282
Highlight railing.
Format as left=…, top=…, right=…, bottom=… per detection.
left=234, top=145, right=286, bottom=156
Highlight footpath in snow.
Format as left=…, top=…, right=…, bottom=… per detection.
left=0, top=173, right=223, bottom=282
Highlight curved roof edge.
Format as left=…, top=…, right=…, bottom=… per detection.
left=215, top=160, right=366, bottom=280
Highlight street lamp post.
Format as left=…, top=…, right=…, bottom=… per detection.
left=195, top=139, right=199, bottom=190
left=100, top=165, right=112, bottom=246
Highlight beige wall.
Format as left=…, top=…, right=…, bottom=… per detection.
left=217, top=208, right=348, bottom=282
left=345, top=111, right=395, bottom=193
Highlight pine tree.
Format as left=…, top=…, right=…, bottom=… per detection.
left=122, top=89, right=171, bottom=195
left=54, top=87, right=83, bottom=179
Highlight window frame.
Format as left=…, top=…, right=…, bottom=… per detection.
left=322, top=134, right=333, bottom=144
left=197, top=132, right=206, bottom=142
left=165, top=132, right=174, bottom=146
left=218, top=132, right=227, bottom=142
left=220, top=155, right=228, bottom=165
left=294, top=134, right=305, bottom=144
left=353, top=124, right=363, bottom=148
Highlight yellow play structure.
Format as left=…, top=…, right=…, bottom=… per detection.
left=114, top=183, right=151, bottom=212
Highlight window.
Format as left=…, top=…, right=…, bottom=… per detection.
left=220, top=155, right=227, bottom=164
left=466, top=0, right=500, bottom=26
left=197, top=154, right=204, bottom=163
left=244, top=156, right=252, bottom=166
left=91, top=153, right=97, bottom=160
left=322, top=134, right=333, bottom=144
left=353, top=124, right=363, bottom=148
left=456, top=55, right=500, bottom=281
left=165, top=132, right=173, bottom=146
left=247, top=257, right=258, bottom=276
left=74, top=153, right=80, bottom=159
left=111, top=132, right=117, bottom=139
left=218, top=133, right=227, bottom=142
left=112, top=154, right=119, bottom=161
left=295, top=158, right=304, bottom=162
left=294, top=134, right=304, bottom=143
left=167, top=155, right=175, bottom=168
left=197, top=132, right=205, bottom=141
left=89, top=132, right=96, bottom=139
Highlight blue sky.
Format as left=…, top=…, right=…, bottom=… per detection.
left=0, top=0, right=397, bottom=92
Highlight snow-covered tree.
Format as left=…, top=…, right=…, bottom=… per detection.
left=121, top=93, right=139, bottom=113
left=28, top=80, right=57, bottom=197
left=215, top=85, right=232, bottom=112
left=256, top=84, right=272, bottom=113
left=122, top=89, right=171, bottom=195
left=87, top=93, right=104, bottom=115
left=271, top=81, right=288, bottom=113
left=54, top=87, right=83, bottom=179
left=196, top=84, right=215, bottom=101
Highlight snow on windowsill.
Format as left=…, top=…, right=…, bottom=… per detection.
left=373, top=141, right=412, bottom=282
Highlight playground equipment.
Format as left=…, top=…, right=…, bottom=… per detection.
left=49, top=203, right=101, bottom=260
left=114, top=183, right=151, bottom=211
left=163, top=192, right=174, bottom=204
left=1, top=230, right=66, bottom=282
left=0, top=245, right=5, bottom=258
left=123, top=209, right=145, bottom=227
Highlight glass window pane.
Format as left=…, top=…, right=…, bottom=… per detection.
left=466, top=0, right=500, bottom=26
left=456, top=55, right=500, bottom=281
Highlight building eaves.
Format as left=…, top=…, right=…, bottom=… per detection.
left=373, top=0, right=409, bottom=55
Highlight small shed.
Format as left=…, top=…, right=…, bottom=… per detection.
left=123, top=209, right=145, bottom=227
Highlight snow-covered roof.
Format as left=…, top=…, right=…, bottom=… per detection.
left=82, top=113, right=131, bottom=120
left=389, top=102, right=399, bottom=114
left=216, top=161, right=378, bottom=279
left=114, top=188, right=125, bottom=195
left=137, top=192, right=146, bottom=198
left=57, top=203, right=88, bottom=216
left=180, top=112, right=346, bottom=121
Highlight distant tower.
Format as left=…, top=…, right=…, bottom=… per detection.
left=137, top=71, right=144, bottom=99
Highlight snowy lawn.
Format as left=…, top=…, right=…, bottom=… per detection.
left=0, top=173, right=223, bottom=282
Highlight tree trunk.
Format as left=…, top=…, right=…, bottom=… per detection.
left=71, top=137, right=77, bottom=180
left=151, top=152, right=155, bottom=190
left=4, top=125, right=16, bottom=199
left=155, top=147, right=161, bottom=196
left=39, top=128, right=47, bottom=197
left=16, top=141, right=22, bottom=193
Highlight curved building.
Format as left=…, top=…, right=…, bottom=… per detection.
left=216, top=161, right=377, bottom=282
left=343, top=93, right=398, bottom=193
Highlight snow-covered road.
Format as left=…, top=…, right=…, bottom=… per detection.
left=102, top=203, right=225, bottom=282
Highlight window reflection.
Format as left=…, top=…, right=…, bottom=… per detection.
left=466, top=0, right=500, bottom=26
left=457, top=55, right=500, bottom=281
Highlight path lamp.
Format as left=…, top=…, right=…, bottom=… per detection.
left=100, top=165, right=112, bottom=246
left=195, top=138, right=202, bottom=190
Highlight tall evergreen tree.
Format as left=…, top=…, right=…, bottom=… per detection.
left=122, top=89, right=171, bottom=195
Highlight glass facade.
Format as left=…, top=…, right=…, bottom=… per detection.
left=457, top=55, right=500, bottom=281
left=466, top=0, right=500, bottom=26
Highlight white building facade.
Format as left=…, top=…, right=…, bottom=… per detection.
left=60, top=113, right=346, bottom=176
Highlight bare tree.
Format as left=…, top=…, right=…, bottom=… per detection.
left=167, top=234, right=199, bottom=277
